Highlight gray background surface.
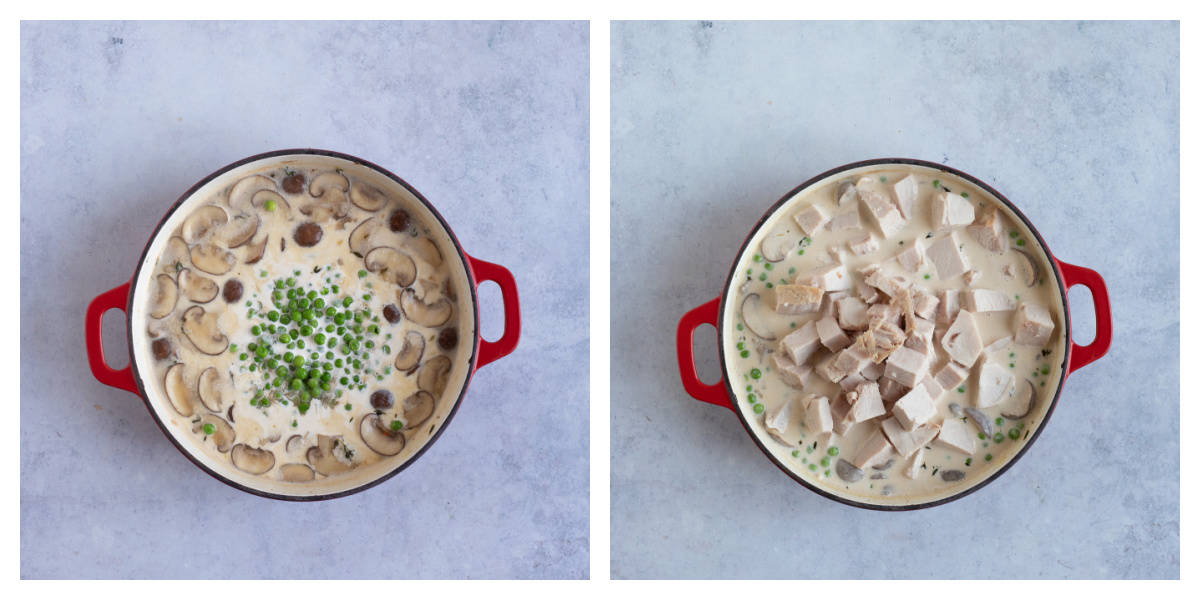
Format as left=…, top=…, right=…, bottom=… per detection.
left=611, top=21, right=1178, bottom=579
left=21, top=21, right=589, bottom=579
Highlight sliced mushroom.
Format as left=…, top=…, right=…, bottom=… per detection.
left=760, top=223, right=798, bottom=262
left=280, top=463, right=315, bottom=482
left=349, top=182, right=388, bottom=212
left=189, top=243, right=236, bottom=275
left=401, top=391, right=435, bottom=431
left=941, top=469, right=966, bottom=482
left=1002, top=378, right=1037, bottom=420
left=151, top=338, right=172, bottom=360
left=227, top=404, right=235, bottom=424
left=243, top=234, right=268, bottom=264
left=348, top=217, right=384, bottom=256
left=177, top=268, right=218, bottom=303
left=196, top=366, right=229, bottom=412
left=231, top=444, right=275, bottom=475
left=964, top=406, right=994, bottom=437
left=217, top=211, right=259, bottom=248
left=285, top=434, right=304, bottom=454
left=1012, top=248, right=1040, bottom=287
left=309, top=172, right=349, bottom=201
left=181, top=205, right=229, bottom=243
left=393, top=330, right=425, bottom=374
left=405, top=236, right=444, bottom=267
left=359, top=413, right=407, bottom=456
left=227, top=175, right=277, bottom=212
left=364, top=247, right=417, bottom=287
left=417, top=356, right=451, bottom=398
left=399, top=288, right=452, bottom=328
left=160, top=236, right=190, bottom=273
left=251, top=189, right=291, bottom=219
left=306, top=435, right=355, bottom=476
left=163, top=363, right=194, bottom=417
left=740, top=293, right=776, bottom=341
left=948, top=402, right=965, bottom=418
left=181, top=306, right=229, bottom=355
left=835, top=458, right=865, bottom=482
left=148, top=274, right=178, bottom=319
left=192, top=414, right=236, bottom=453
left=871, top=459, right=895, bottom=471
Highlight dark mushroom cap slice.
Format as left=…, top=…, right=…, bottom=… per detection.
left=218, top=211, right=260, bottom=249
left=740, top=293, right=777, bottom=341
left=243, top=234, right=269, bottom=264
left=227, top=175, right=277, bottom=213
left=148, top=273, right=179, bottom=319
left=416, top=355, right=451, bottom=399
left=349, top=182, right=388, bottom=212
left=401, top=391, right=435, bottom=431
left=279, top=463, right=315, bottom=482
left=163, top=363, right=194, bottom=417
left=181, top=306, right=229, bottom=355
left=189, top=242, right=236, bottom=276
left=230, top=444, right=275, bottom=475
left=393, top=330, right=425, bottom=374
left=192, top=414, right=236, bottom=453
left=181, top=205, right=229, bottom=244
left=177, top=268, right=218, bottom=303
left=1002, top=378, right=1037, bottom=420
left=160, top=236, right=190, bottom=273
left=364, top=247, right=417, bottom=287
left=196, top=366, right=229, bottom=412
left=306, top=435, right=356, bottom=476
left=404, top=236, right=443, bottom=267
left=359, top=413, right=407, bottom=456
left=398, top=288, right=453, bottom=328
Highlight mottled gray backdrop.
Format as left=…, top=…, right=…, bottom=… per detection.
left=611, top=20, right=1178, bottom=579
left=21, top=21, right=588, bottom=579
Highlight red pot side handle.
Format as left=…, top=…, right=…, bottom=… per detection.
left=467, top=255, right=521, bottom=369
left=85, top=280, right=139, bottom=395
left=676, top=297, right=734, bottom=411
left=1056, top=259, right=1113, bottom=377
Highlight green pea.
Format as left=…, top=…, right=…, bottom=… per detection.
left=993, top=432, right=1005, bottom=443
left=203, top=423, right=216, bottom=435
left=740, top=350, right=750, bottom=358
left=792, top=450, right=800, bottom=457
left=827, top=447, right=839, bottom=456
left=820, top=457, right=830, bottom=467
left=985, top=453, right=993, bottom=461
left=314, top=333, right=326, bottom=344
left=1008, top=428, right=1020, bottom=440
left=808, top=463, right=817, bottom=471
left=750, top=368, right=762, bottom=379
left=300, top=325, right=313, bottom=337
left=995, top=417, right=1004, bottom=426
left=289, top=378, right=303, bottom=391
left=753, top=404, right=765, bottom=414
left=239, top=353, right=248, bottom=361
left=286, top=277, right=296, bottom=287
left=747, top=393, right=756, bottom=403
left=279, top=334, right=292, bottom=344
left=339, top=376, right=349, bottom=385
left=978, top=432, right=986, bottom=440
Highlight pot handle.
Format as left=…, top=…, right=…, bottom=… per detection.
left=467, top=255, right=521, bottom=369
left=1056, top=259, right=1113, bottom=375
left=676, top=297, right=733, bottom=410
left=85, top=281, right=139, bottom=394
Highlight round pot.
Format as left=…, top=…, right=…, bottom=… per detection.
left=85, top=149, right=521, bottom=501
left=676, top=158, right=1112, bottom=510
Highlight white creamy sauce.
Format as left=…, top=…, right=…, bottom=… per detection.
left=142, top=162, right=467, bottom=484
left=726, top=166, right=1066, bottom=505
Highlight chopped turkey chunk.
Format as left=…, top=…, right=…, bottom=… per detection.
left=904, top=447, right=925, bottom=479
left=774, top=284, right=824, bottom=314
left=839, top=372, right=867, bottom=391
left=975, top=360, right=1014, bottom=408
left=964, top=289, right=1017, bottom=313
left=793, top=204, right=828, bottom=237
left=936, top=289, right=961, bottom=324
left=779, top=321, right=821, bottom=365
left=892, top=383, right=937, bottom=430
left=860, top=319, right=906, bottom=363
left=828, top=210, right=862, bottom=232
left=805, top=395, right=833, bottom=434
left=933, top=361, right=970, bottom=392
left=772, top=352, right=814, bottom=389
left=799, top=264, right=851, bottom=291
left=931, top=191, right=975, bottom=230
left=935, top=418, right=977, bottom=455
left=815, top=316, right=851, bottom=352
left=882, top=416, right=940, bottom=458
left=983, top=335, right=1013, bottom=355
left=834, top=181, right=858, bottom=206
left=890, top=174, right=919, bottom=219
left=926, top=232, right=970, bottom=280
left=941, top=309, right=983, bottom=367
left=821, top=290, right=848, bottom=318
left=919, top=374, right=943, bottom=398
left=878, top=375, right=908, bottom=404
left=836, top=296, right=870, bottom=331
left=968, top=206, right=1008, bottom=254
left=850, top=426, right=894, bottom=469
left=1014, top=301, right=1055, bottom=346
left=818, top=343, right=873, bottom=383
left=860, top=189, right=906, bottom=238
left=866, top=303, right=902, bottom=329
left=883, top=345, right=929, bottom=388
left=847, top=233, right=881, bottom=256
left=855, top=280, right=881, bottom=304
left=895, top=243, right=924, bottom=272
left=913, top=290, right=939, bottom=320
left=846, top=381, right=885, bottom=423
left=861, top=360, right=884, bottom=381
left=764, top=397, right=794, bottom=441
left=830, top=394, right=856, bottom=436
left=903, top=316, right=936, bottom=356
left=860, top=265, right=909, bottom=298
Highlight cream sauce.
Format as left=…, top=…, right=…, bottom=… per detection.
left=725, top=165, right=1066, bottom=506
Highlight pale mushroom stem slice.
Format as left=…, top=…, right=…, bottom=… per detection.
left=399, top=288, right=453, bottom=328
left=393, top=330, right=425, bottom=374
left=364, top=247, right=417, bottom=288
left=164, top=363, right=194, bottom=417
left=359, top=413, right=407, bottom=456
left=148, top=273, right=179, bottom=319
left=230, top=444, right=275, bottom=475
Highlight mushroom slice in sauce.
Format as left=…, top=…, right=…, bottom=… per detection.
left=251, top=189, right=291, bottom=219
left=417, top=356, right=451, bottom=399
left=218, top=211, right=260, bottom=248
left=963, top=406, right=994, bottom=438
left=405, top=237, right=444, bottom=268
left=310, top=172, right=350, bottom=200
left=181, top=205, right=229, bottom=243
left=160, top=236, right=190, bottom=273
left=1002, top=378, right=1037, bottom=420
left=192, top=414, right=236, bottom=453
left=177, top=268, right=218, bottom=303
left=740, top=293, right=776, bottom=341
left=349, top=182, right=388, bottom=212
left=399, top=288, right=452, bottom=328
left=760, top=223, right=798, bottom=262
left=402, top=391, right=436, bottom=431
left=1012, top=248, right=1040, bottom=287
left=393, top=330, right=425, bottom=374
left=148, top=274, right=178, bottom=319
left=306, top=435, right=355, bottom=476
left=364, top=247, right=417, bottom=287
left=835, top=458, right=865, bottom=482
left=227, top=175, right=277, bottom=212
left=163, top=363, right=195, bottom=417
left=359, top=413, right=407, bottom=456
left=189, top=243, right=236, bottom=276
left=196, top=366, right=229, bottom=412
left=230, top=444, right=275, bottom=475
left=348, top=216, right=384, bottom=256
left=279, top=463, right=315, bottom=482
left=181, top=306, right=229, bottom=355
left=285, top=434, right=304, bottom=454
left=243, top=234, right=268, bottom=264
